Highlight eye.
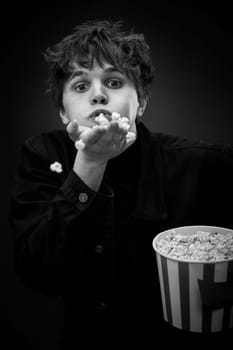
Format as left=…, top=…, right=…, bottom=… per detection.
left=106, top=79, right=123, bottom=89
left=73, top=82, right=89, bottom=92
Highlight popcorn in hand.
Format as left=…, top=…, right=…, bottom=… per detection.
left=74, top=112, right=135, bottom=151
left=75, top=139, right=86, bottom=150
left=94, top=112, right=130, bottom=131
left=112, top=113, right=130, bottom=131
left=111, top=112, right=121, bottom=121
left=126, top=131, right=136, bottom=141
left=94, top=113, right=110, bottom=126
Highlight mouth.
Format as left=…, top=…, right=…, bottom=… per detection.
left=89, top=109, right=112, bottom=120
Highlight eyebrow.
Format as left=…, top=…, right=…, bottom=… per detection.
left=69, top=66, right=121, bottom=80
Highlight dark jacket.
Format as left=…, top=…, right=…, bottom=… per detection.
left=9, top=122, right=233, bottom=349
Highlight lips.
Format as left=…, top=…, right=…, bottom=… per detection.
left=89, top=109, right=112, bottom=120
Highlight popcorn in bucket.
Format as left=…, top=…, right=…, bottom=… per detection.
left=152, top=225, right=233, bottom=333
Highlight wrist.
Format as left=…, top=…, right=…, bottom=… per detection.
left=73, top=151, right=107, bottom=191
left=74, top=151, right=108, bottom=169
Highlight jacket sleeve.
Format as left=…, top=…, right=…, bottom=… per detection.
left=9, top=137, right=114, bottom=297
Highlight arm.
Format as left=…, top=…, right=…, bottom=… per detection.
left=68, top=117, right=136, bottom=191
left=9, top=117, right=136, bottom=297
left=9, top=137, right=114, bottom=296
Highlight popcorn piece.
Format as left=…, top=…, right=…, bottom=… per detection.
left=94, top=113, right=110, bottom=126
left=111, top=112, right=130, bottom=130
left=50, top=161, right=63, bottom=173
left=119, top=117, right=129, bottom=124
left=126, top=131, right=136, bottom=141
left=75, top=139, right=86, bottom=150
left=118, top=119, right=130, bottom=131
left=94, top=112, right=130, bottom=131
left=111, top=112, right=121, bottom=121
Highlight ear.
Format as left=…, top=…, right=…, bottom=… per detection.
left=59, top=109, right=69, bottom=125
left=137, top=98, right=147, bottom=117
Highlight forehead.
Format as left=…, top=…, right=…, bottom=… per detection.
left=70, top=60, right=120, bottom=76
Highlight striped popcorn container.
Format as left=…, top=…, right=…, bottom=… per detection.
left=152, top=225, right=233, bottom=333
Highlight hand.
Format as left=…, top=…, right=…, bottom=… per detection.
left=66, top=118, right=136, bottom=164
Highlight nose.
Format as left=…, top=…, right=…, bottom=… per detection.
left=91, top=84, right=108, bottom=105
left=92, top=94, right=108, bottom=105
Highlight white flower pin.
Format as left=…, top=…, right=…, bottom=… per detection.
left=50, top=161, right=63, bottom=173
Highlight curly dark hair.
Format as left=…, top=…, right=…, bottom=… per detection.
left=43, top=20, right=155, bottom=110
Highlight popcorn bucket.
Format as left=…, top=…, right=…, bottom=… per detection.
left=152, top=225, right=233, bottom=332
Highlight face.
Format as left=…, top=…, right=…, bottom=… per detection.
left=60, top=61, right=146, bottom=132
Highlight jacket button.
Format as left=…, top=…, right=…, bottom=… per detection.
left=99, top=302, right=106, bottom=311
left=94, top=245, right=104, bottom=254
left=78, top=192, right=88, bottom=203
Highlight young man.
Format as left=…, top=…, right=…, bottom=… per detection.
left=9, top=20, right=233, bottom=349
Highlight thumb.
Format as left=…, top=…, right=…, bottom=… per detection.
left=79, top=125, right=92, bottom=134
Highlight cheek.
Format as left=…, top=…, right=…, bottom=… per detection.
left=124, top=92, right=140, bottom=117
left=63, top=97, right=81, bottom=118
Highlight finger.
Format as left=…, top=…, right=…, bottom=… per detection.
left=75, top=125, right=108, bottom=151
left=66, top=120, right=77, bottom=133
left=111, top=129, right=127, bottom=143
left=81, top=125, right=107, bottom=145
left=92, top=122, right=127, bottom=147
left=109, top=120, right=129, bottom=135
left=74, top=125, right=99, bottom=150
left=113, top=131, right=136, bottom=154
left=108, top=122, right=128, bottom=143
left=78, top=125, right=92, bottom=134
left=67, top=120, right=80, bottom=141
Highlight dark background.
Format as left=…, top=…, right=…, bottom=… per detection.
left=3, top=2, right=233, bottom=349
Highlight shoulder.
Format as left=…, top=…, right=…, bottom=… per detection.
left=24, top=129, right=69, bottom=152
left=150, top=130, right=233, bottom=160
left=136, top=122, right=233, bottom=169
left=23, top=129, right=74, bottom=160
